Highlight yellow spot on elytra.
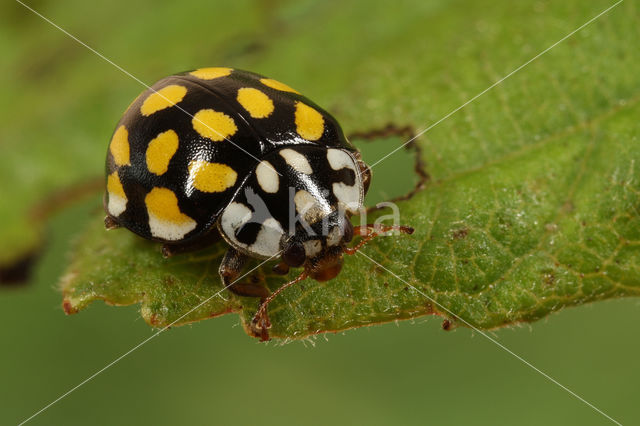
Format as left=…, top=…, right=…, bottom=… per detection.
left=145, top=187, right=193, bottom=224
left=189, top=67, right=232, bottom=80
left=295, top=102, right=324, bottom=141
left=260, top=78, right=300, bottom=94
left=146, top=130, right=179, bottom=175
left=236, top=87, right=274, bottom=118
left=107, top=172, right=126, bottom=198
left=192, top=109, right=237, bottom=141
left=106, top=172, right=127, bottom=216
left=188, top=160, right=237, bottom=193
left=140, top=85, right=187, bottom=116
left=109, top=125, right=130, bottom=166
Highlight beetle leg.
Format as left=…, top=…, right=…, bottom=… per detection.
left=271, top=261, right=290, bottom=275
left=344, top=224, right=414, bottom=255
left=219, top=248, right=270, bottom=298
left=219, top=248, right=272, bottom=341
left=104, top=215, right=120, bottom=230
left=251, top=271, right=308, bottom=342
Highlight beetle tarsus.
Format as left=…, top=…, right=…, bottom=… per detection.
left=251, top=307, right=272, bottom=342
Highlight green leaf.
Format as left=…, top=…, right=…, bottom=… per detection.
left=16, top=0, right=640, bottom=339
left=60, top=205, right=241, bottom=327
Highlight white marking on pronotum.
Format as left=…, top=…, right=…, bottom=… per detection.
left=326, top=226, right=342, bottom=246
left=303, top=239, right=322, bottom=257
left=327, top=148, right=356, bottom=172
left=294, top=189, right=331, bottom=225
left=332, top=182, right=361, bottom=214
left=280, top=148, right=312, bottom=174
left=219, top=202, right=252, bottom=249
left=219, top=200, right=283, bottom=257
left=325, top=148, right=363, bottom=214
left=256, top=160, right=279, bottom=193
left=250, top=218, right=284, bottom=257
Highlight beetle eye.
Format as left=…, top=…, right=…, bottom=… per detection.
left=282, top=241, right=306, bottom=267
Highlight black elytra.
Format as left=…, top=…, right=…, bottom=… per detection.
left=104, top=67, right=412, bottom=340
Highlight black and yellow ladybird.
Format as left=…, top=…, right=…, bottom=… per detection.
left=104, top=67, right=413, bottom=340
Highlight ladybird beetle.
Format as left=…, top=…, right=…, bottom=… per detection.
left=104, top=67, right=413, bottom=340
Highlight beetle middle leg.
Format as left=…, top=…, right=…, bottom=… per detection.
left=219, top=248, right=272, bottom=340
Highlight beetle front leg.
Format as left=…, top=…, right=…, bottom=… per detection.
left=218, top=248, right=271, bottom=341
left=104, top=215, right=120, bottom=230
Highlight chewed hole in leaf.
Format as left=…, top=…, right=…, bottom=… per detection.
left=350, top=124, right=428, bottom=206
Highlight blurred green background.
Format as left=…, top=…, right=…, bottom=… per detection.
left=1, top=0, right=638, bottom=424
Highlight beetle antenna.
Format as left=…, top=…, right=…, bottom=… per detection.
left=344, top=224, right=414, bottom=255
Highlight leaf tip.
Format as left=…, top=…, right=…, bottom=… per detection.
left=62, top=297, right=79, bottom=315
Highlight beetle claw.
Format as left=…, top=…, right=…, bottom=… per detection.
left=251, top=311, right=272, bottom=342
